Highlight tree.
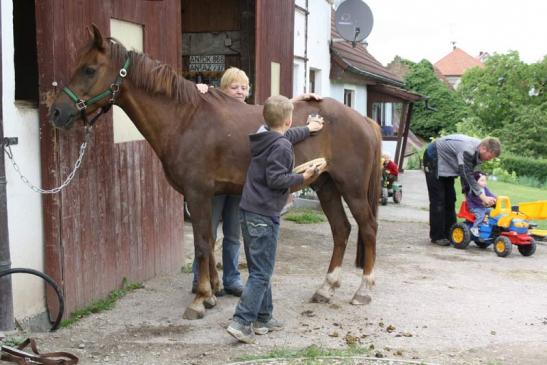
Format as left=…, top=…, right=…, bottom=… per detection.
left=458, top=52, right=546, bottom=157
left=403, top=59, right=470, bottom=139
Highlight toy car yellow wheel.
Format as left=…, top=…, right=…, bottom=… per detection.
left=517, top=239, right=536, bottom=257
left=450, top=222, right=471, bottom=249
left=494, top=236, right=512, bottom=257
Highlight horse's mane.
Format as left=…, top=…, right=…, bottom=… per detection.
left=108, top=39, right=200, bottom=106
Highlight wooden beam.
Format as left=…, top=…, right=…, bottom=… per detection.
left=399, top=102, right=414, bottom=171
left=393, top=102, right=408, bottom=167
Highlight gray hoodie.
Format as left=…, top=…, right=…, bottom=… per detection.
left=240, top=126, right=309, bottom=218
left=435, top=134, right=482, bottom=195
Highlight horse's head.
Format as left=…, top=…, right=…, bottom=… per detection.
left=50, top=24, right=126, bottom=129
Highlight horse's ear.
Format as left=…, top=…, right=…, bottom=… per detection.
left=88, top=24, right=106, bottom=52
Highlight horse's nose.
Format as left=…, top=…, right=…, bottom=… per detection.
left=49, top=102, right=75, bottom=129
left=52, top=107, right=61, bottom=119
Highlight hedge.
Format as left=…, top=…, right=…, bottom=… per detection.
left=500, top=154, right=547, bottom=182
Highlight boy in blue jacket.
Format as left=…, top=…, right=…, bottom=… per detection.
left=226, top=95, right=325, bottom=344
left=467, top=171, right=496, bottom=236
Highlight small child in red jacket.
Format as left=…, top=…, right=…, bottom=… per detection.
left=382, top=153, right=399, bottom=187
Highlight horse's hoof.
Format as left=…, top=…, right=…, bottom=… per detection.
left=311, top=291, right=330, bottom=304
left=183, top=305, right=205, bottom=320
left=350, top=294, right=371, bottom=305
left=204, top=295, right=217, bottom=309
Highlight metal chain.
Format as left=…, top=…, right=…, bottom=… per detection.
left=3, top=127, right=93, bottom=194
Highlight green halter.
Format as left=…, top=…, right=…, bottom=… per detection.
left=62, top=57, right=130, bottom=124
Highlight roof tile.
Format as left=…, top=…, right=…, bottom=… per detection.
left=330, top=11, right=402, bottom=85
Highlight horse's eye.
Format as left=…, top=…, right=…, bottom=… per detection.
left=83, top=66, right=96, bottom=76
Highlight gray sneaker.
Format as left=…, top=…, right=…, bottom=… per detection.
left=431, top=238, right=451, bottom=246
left=254, top=317, right=284, bottom=335
left=226, top=321, right=256, bottom=344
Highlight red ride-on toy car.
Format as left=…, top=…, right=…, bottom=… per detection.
left=449, top=197, right=542, bottom=257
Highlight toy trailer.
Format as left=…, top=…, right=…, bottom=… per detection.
left=518, top=200, right=547, bottom=239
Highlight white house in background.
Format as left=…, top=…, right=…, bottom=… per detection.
left=293, top=0, right=423, bottom=169
left=434, top=46, right=484, bottom=89
left=294, top=0, right=332, bottom=102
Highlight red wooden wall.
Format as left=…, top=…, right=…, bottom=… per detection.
left=35, top=0, right=185, bottom=317
left=254, top=0, right=295, bottom=103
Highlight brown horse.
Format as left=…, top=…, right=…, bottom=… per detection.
left=50, top=25, right=382, bottom=320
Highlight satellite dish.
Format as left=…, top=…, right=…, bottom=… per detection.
left=335, top=0, right=374, bottom=46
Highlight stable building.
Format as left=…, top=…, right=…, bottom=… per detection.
left=1, top=0, right=294, bottom=329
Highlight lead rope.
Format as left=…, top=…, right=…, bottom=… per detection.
left=3, top=126, right=92, bottom=194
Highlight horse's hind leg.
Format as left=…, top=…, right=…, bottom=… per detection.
left=311, top=178, right=351, bottom=303
left=344, top=194, right=378, bottom=305
left=183, top=197, right=219, bottom=319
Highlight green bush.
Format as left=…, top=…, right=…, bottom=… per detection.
left=500, top=154, right=547, bottom=182
left=491, top=167, right=518, bottom=184
left=404, top=145, right=427, bottom=170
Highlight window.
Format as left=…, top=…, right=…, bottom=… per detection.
left=309, top=69, right=316, bottom=93
left=372, top=102, right=384, bottom=124
left=111, top=19, right=145, bottom=143
left=372, top=102, right=402, bottom=137
left=293, top=63, right=301, bottom=97
left=271, top=62, right=281, bottom=96
left=343, top=89, right=354, bottom=108
left=13, top=0, right=39, bottom=104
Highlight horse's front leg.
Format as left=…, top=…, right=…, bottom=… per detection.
left=312, top=179, right=351, bottom=303
left=183, top=196, right=219, bottom=319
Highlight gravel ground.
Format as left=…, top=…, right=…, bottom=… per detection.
left=3, top=171, right=547, bottom=365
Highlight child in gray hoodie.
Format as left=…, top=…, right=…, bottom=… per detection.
left=226, top=95, right=324, bottom=344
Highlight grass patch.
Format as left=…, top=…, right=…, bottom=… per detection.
left=181, top=262, right=193, bottom=273
left=284, top=209, right=326, bottom=224
left=236, top=344, right=372, bottom=363
left=455, top=178, right=547, bottom=229
left=0, top=336, right=25, bottom=347
left=61, top=278, right=143, bottom=328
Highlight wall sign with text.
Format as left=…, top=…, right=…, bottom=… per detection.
left=188, top=55, right=225, bottom=72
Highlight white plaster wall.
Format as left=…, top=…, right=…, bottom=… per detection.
left=307, top=0, right=332, bottom=97
left=447, top=76, right=461, bottom=89
left=2, top=0, right=46, bottom=319
left=293, top=61, right=304, bottom=97
left=294, top=5, right=306, bottom=59
left=293, top=0, right=332, bottom=97
left=330, top=81, right=367, bottom=116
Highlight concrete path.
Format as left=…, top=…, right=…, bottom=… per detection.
left=378, top=170, right=429, bottom=223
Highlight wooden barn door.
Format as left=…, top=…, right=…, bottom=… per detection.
left=254, top=0, right=295, bottom=103
left=35, top=0, right=185, bottom=318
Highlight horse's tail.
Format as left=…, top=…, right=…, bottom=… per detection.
left=355, top=122, right=382, bottom=268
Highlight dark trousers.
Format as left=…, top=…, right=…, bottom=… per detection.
left=423, top=147, right=457, bottom=241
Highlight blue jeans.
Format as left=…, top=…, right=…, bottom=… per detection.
left=233, top=210, right=279, bottom=326
left=470, top=207, right=491, bottom=229
left=192, top=195, right=242, bottom=290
